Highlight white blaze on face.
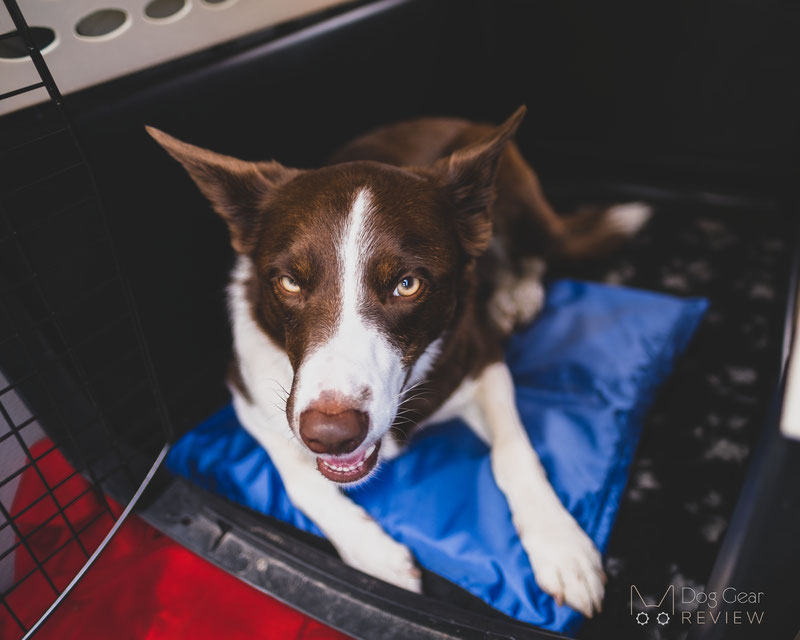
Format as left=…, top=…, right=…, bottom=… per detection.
left=291, top=188, right=405, bottom=445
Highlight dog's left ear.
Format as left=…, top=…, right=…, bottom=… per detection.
left=146, top=126, right=298, bottom=253
left=435, top=106, right=526, bottom=256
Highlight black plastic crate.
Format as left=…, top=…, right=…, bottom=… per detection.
left=2, top=1, right=799, bottom=638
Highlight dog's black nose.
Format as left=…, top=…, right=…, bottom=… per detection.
left=299, top=404, right=368, bottom=455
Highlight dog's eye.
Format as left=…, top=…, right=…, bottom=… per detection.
left=278, top=275, right=301, bottom=294
left=393, top=276, right=421, bottom=298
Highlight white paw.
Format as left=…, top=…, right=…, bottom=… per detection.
left=490, top=268, right=546, bottom=333
left=509, top=277, right=545, bottom=326
left=334, top=521, right=422, bottom=593
left=521, top=513, right=606, bottom=617
left=489, top=286, right=518, bottom=334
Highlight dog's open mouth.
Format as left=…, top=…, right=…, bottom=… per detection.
left=316, top=441, right=381, bottom=483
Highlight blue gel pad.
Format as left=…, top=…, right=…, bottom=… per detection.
left=166, top=279, right=707, bottom=634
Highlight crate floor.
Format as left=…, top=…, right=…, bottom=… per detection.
left=564, top=204, right=791, bottom=639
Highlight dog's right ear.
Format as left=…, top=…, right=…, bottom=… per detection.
left=146, top=127, right=297, bottom=253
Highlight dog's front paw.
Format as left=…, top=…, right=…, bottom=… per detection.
left=520, top=514, right=605, bottom=617
left=334, top=522, right=422, bottom=593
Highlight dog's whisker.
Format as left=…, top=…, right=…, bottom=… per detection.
left=399, top=394, right=431, bottom=405
left=267, top=401, right=289, bottom=417
left=397, top=392, right=430, bottom=406
left=395, top=410, right=420, bottom=420
left=392, top=415, right=419, bottom=428
left=388, top=426, right=413, bottom=442
left=398, top=380, right=431, bottom=399
left=396, top=392, right=431, bottom=408
left=395, top=408, right=423, bottom=420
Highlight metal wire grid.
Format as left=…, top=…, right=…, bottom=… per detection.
left=0, top=0, right=173, bottom=635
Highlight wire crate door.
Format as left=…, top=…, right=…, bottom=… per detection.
left=0, top=1, right=172, bottom=636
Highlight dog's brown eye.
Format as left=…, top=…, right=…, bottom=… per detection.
left=278, top=275, right=301, bottom=294
left=393, top=276, right=421, bottom=297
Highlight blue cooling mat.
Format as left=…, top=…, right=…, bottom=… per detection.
left=166, top=280, right=707, bottom=635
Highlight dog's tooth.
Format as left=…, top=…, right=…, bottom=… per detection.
left=321, top=454, right=372, bottom=476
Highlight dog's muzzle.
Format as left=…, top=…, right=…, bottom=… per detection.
left=299, top=399, right=381, bottom=483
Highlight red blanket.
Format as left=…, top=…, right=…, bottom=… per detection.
left=1, top=439, right=348, bottom=640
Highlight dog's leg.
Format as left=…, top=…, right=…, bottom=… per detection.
left=233, top=395, right=422, bottom=593
left=467, top=362, right=605, bottom=616
left=489, top=257, right=547, bottom=334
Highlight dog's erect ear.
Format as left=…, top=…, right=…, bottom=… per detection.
left=146, top=126, right=297, bottom=253
left=435, top=106, right=526, bottom=256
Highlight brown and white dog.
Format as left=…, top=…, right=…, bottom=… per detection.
left=147, top=107, right=649, bottom=617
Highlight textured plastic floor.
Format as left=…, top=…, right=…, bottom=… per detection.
left=561, top=204, right=791, bottom=640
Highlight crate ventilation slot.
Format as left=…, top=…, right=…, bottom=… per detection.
left=0, top=26, right=55, bottom=59
left=144, top=0, right=190, bottom=22
left=75, top=9, right=130, bottom=39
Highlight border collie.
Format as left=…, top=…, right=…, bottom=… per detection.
left=148, top=107, right=649, bottom=617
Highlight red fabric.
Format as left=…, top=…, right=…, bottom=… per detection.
left=1, top=440, right=349, bottom=640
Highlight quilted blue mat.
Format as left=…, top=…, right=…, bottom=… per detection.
left=166, top=280, right=707, bottom=635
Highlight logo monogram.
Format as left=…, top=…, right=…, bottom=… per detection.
left=630, top=585, right=674, bottom=625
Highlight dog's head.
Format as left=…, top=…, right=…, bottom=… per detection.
left=148, top=107, right=524, bottom=484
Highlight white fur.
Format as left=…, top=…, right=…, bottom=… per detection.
left=291, top=189, right=405, bottom=447
left=413, top=361, right=606, bottom=615
left=604, top=202, right=652, bottom=236
left=469, top=362, right=605, bottom=617
left=421, top=376, right=486, bottom=441
left=228, top=255, right=421, bottom=592
left=406, top=337, right=442, bottom=390
left=233, top=392, right=421, bottom=592
left=228, top=257, right=293, bottom=439
left=489, top=257, right=547, bottom=334
left=378, top=337, right=445, bottom=460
